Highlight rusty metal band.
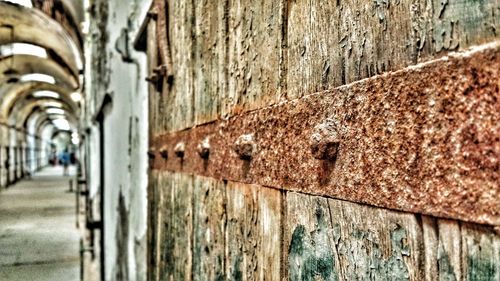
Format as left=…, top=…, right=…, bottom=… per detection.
left=154, top=0, right=173, bottom=79
left=150, top=44, right=500, bottom=226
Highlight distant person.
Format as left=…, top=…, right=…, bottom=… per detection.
left=59, top=149, right=70, bottom=176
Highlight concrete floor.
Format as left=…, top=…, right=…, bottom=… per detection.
left=0, top=166, right=80, bottom=281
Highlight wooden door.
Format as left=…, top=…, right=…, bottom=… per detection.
left=143, top=0, right=500, bottom=280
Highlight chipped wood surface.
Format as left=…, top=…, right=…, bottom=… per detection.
left=287, top=0, right=498, bottom=99
left=145, top=0, right=500, bottom=278
left=224, top=0, right=283, bottom=117
left=286, top=191, right=500, bottom=280
left=148, top=172, right=499, bottom=280
left=192, top=176, right=226, bottom=280
left=193, top=0, right=227, bottom=126
left=147, top=0, right=498, bottom=132
left=225, top=182, right=282, bottom=281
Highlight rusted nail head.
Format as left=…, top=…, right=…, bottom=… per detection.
left=234, top=134, right=256, bottom=160
left=197, top=137, right=210, bottom=159
left=147, top=150, right=156, bottom=159
left=145, top=74, right=158, bottom=83
left=310, top=118, right=341, bottom=160
left=174, top=142, right=185, bottom=158
left=147, top=11, right=158, bottom=19
left=159, top=146, right=168, bottom=159
left=153, top=65, right=167, bottom=77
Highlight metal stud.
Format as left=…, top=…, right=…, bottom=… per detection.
left=234, top=134, right=256, bottom=160
left=310, top=118, right=341, bottom=160
left=197, top=137, right=210, bottom=159
left=174, top=142, right=185, bottom=158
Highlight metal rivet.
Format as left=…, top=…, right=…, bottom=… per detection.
left=310, top=118, right=341, bottom=160
left=234, top=134, right=256, bottom=160
left=159, top=146, right=168, bottom=159
left=147, top=150, right=156, bottom=160
left=153, top=65, right=167, bottom=77
left=174, top=142, right=185, bottom=158
left=147, top=11, right=158, bottom=20
left=145, top=74, right=158, bottom=84
left=197, top=137, right=210, bottom=159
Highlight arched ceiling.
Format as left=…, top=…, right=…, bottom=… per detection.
left=0, top=1, right=84, bottom=141
left=0, top=54, right=78, bottom=89
left=0, top=2, right=82, bottom=76
left=0, top=82, right=79, bottom=121
left=9, top=97, right=77, bottom=128
left=29, top=109, right=78, bottom=136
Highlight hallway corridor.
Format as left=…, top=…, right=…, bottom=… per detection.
left=0, top=166, right=79, bottom=281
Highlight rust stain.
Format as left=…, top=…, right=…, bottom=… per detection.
left=150, top=44, right=500, bottom=226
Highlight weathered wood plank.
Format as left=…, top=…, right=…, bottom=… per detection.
left=224, top=0, right=283, bottom=117
left=193, top=0, right=227, bottom=126
left=157, top=171, right=174, bottom=281
left=287, top=191, right=500, bottom=280
left=146, top=17, right=160, bottom=138
left=422, top=216, right=500, bottom=280
left=432, top=0, right=498, bottom=53
left=286, top=192, right=424, bottom=280
left=147, top=171, right=160, bottom=281
left=460, top=223, right=500, bottom=281
left=226, top=182, right=282, bottom=280
left=422, top=217, right=463, bottom=280
left=285, top=192, right=342, bottom=281
left=192, top=175, right=226, bottom=281
left=163, top=0, right=195, bottom=133
left=287, top=0, right=499, bottom=99
left=171, top=173, right=193, bottom=280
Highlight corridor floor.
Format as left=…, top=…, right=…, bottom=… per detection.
left=0, top=166, right=79, bottom=281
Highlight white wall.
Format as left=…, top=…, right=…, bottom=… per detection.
left=83, top=0, right=150, bottom=280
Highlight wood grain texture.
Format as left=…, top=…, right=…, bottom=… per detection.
left=157, top=171, right=174, bottom=281
left=147, top=174, right=499, bottom=279
left=171, top=173, right=193, bottom=280
left=225, top=182, right=282, bottom=281
left=163, top=0, right=195, bottom=134
left=151, top=0, right=498, bottom=129
left=287, top=0, right=499, bottom=99
left=224, top=0, right=283, bottom=117
left=192, top=175, right=226, bottom=281
left=147, top=171, right=160, bottom=281
left=153, top=172, right=193, bottom=281
left=286, top=192, right=500, bottom=280
left=193, top=0, right=227, bottom=126
left=147, top=17, right=160, bottom=138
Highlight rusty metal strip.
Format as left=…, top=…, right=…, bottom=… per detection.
left=150, top=43, right=500, bottom=226
left=154, top=0, right=174, bottom=82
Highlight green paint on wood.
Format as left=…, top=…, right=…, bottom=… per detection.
left=336, top=226, right=411, bottom=280
left=438, top=245, right=457, bottom=281
left=467, top=256, right=497, bottom=281
left=288, top=207, right=339, bottom=281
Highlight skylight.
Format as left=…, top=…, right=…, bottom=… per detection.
left=46, top=108, right=65, bottom=115
left=52, top=119, right=70, bottom=131
left=0, top=43, right=46, bottom=58
left=20, top=73, right=56, bottom=84
left=1, top=0, right=33, bottom=8
left=71, top=92, right=82, bottom=102
left=32, top=91, right=60, bottom=99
